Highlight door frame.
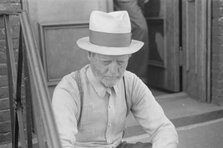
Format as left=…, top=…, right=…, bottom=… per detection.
left=181, top=0, right=211, bottom=102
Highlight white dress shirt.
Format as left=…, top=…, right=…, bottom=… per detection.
left=52, top=65, right=178, bottom=148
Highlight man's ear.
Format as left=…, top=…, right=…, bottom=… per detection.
left=88, top=52, right=96, bottom=60
left=87, top=52, right=92, bottom=60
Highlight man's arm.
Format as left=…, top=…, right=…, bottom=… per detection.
left=52, top=86, right=79, bottom=148
left=127, top=74, right=178, bottom=148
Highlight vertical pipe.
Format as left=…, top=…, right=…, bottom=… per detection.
left=185, top=1, right=190, bottom=71
left=4, top=14, right=18, bottom=148
left=206, top=0, right=212, bottom=102
left=195, top=0, right=198, bottom=74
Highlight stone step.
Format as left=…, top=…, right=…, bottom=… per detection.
left=124, top=118, right=223, bottom=148
left=124, top=92, right=223, bottom=137
left=1, top=92, right=223, bottom=147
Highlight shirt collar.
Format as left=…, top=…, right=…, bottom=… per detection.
left=86, top=66, right=119, bottom=97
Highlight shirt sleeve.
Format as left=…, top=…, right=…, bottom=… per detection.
left=126, top=73, right=179, bottom=148
left=52, top=77, right=79, bottom=148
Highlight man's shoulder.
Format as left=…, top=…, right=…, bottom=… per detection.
left=55, top=67, right=85, bottom=89
left=124, top=70, right=138, bottom=81
left=55, top=72, right=77, bottom=91
left=124, top=70, right=148, bottom=91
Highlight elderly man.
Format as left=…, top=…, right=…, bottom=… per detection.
left=52, top=10, right=178, bottom=148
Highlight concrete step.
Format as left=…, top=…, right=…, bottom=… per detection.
left=1, top=92, right=223, bottom=148
left=124, top=92, right=223, bottom=137
left=124, top=118, right=223, bottom=148
left=123, top=92, right=223, bottom=148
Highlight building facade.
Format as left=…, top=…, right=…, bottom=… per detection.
left=0, top=0, right=223, bottom=145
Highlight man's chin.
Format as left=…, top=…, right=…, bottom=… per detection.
left=103, top=80, right=119, bottom=88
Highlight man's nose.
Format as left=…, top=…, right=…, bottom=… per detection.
left=109, top=62, right=119, bottom=74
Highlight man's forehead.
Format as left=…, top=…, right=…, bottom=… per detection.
left=96, top=53, right=131, bottom=60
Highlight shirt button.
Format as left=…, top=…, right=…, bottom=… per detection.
left=107, top=139, right=111, bottom=143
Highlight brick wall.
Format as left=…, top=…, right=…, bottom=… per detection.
left=212, top=0, right=223, bottom=105
left=0, top=0, right=20, bottom=145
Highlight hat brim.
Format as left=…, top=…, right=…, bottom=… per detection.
left=76, top=37, right=144, bottom=55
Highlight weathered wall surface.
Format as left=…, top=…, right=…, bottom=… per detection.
left=0, top=0, right=20, bottom=144
left=212, top=0, right=223, bottom=105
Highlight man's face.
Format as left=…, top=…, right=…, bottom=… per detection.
left=89, top=53, right=130, bottom=88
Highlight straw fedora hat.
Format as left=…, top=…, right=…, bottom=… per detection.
left=76, top=10, right=144, bottom=55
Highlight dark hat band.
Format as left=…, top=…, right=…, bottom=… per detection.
left=89, top=30, right=131, bottom=47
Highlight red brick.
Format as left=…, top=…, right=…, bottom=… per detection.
left=0, top=28, right=6, bottom=40
left=0, top=75, right=8, bottom=87
left=13, top=38, right=19, bottom=50
left=0, top=110, right=10, bottom=122
left=0, top=51, right=7, bottom=63
left=212, top=18, right=223, bottom=27
left=0, top=49, right=19, bottom=65
left=0, top=64, right=8, bottom=75
left=212, top=25, right=223, bottom=36
left=11, top=25, right=19, bottom=39
left=212, top=77, right=223, bottom=88
left=0, top=98, right=9, bottom=110
left=13, top=49, right=18, bottom=62
left=0, top=3, right=21, bottom=11
left=0, top=40, right=6, bottom=52
left=215, top=89, right=223, bottom=97
left=0, top=87, right=9, bottom=98
left=212, top=44, right=223, bottom=54
left=212, top=0, right=223, bottom=8
left=0, top=0, right=19, bottom=3
left=212, top=7, right=223, bottom=18
left=212, top=96, right=223, bottom=105
left=0, top=18, right=4, bottom=28
left=0, top=22, right=20, bottom=41
left=0, top=132, right=11, bottom=144
left=211, top=2, right=223, bottom=106
left=9, top=15, right=20, bottom=27
left=212, top=54, right=219, bottom=65
left=0, top=121, right=11, bottom=133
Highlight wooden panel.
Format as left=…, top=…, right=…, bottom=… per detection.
left=182, top=0, right=209, bottom=101
left=27, top=0, right=113, bottom=40
left=0, top=98, right=9, bottom=110
left=146, top=0, right=180, bottom=92
left=165, top=0, right=180, bottom=90
left=36, top=0, right=112, bottom=23
left=144, top=0, right=165, bottom=17
left=0, top=121, right=11, bottom=133
left=0, top=110, right=10, bottom=122
left=147, top=19, right=165, bottom=68
left=39, top=22, right=89, bottom=85
left=27, top=0, right=113, bottom=86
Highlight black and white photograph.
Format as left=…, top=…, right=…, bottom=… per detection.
left=0, top=0, right=223, bottom=148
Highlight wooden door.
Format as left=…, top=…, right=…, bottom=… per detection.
left=144, top=0, right=180, bottom=92
left=25, top=0, right=113, bottom=87
left=182, top=0, right=210, bottom=102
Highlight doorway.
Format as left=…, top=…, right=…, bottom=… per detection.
left=27, top=0, right=209, bottom=102
left=144, top=0, right=181, bottom=96
left=145, top=0, right=210, bottom=102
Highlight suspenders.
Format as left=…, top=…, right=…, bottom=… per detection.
left=74, top=70, right=130, bottom=128
left=73, top=70, right=84, bottom=128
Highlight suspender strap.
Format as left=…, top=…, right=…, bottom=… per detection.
left=74, top=70, right=83, bottom=128
left=123, top=76, right=130, bottom=116
left=74, top=71, right=131, bottom=128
